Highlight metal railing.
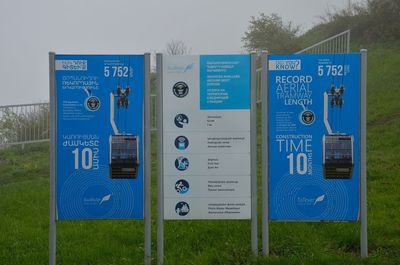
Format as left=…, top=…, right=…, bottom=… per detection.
left=0, top=96, right=158, bottom=147
left=254, top=30, right=351, bottom=103
left=0, top=103, right=50, bottom=147
left=295, top=29, right=350, bottom=54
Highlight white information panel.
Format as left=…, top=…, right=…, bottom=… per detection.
left=163, top=54, right=251, bottom=219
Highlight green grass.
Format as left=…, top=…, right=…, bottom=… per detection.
left=1, top=47, right=400, bottom=264
left=366, top=46, right=400, bottom=124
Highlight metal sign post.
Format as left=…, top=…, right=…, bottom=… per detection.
left=250, top=53, right=258, bottom=255
left=360, top=49, right=368, bottom=257
left=144, top=53, right=152, bottom=265
left=156, top=53, right=164, bottom=265
left=261, top=52, right=269, bottom=256
left=49, top=52, right=56, bottom=265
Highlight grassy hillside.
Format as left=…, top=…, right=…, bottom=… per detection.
left=0, top=47, right=399, bottom=265
left=298, top=0, right=400, bottom=51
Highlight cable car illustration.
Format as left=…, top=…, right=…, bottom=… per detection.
left=109, top=83, right=140, bottom=179
left=322, top=85, right=354, bottom=179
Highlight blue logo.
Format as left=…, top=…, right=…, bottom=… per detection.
left=175, top=201, right=190, bottom=216
left=82, top=186, right=112, bottom=216
left=175, top=179, right=189, bottom=194
left=167, top=63, right=195, bottom=73
left=184, top=63, right=194, bottom=72
left=174, top=114, right=189, bottom=128
left=175, top=136, right=189, bottom=150
left=175, top=156, right=189, bottom=171
left=296, top=186, right=327, bottom=218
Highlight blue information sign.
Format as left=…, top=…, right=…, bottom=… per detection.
left=55, top=55, right=144, bottom=220
left=268, top=53, right=360, bottom=221
left=200, top=55, right=250, bottom=110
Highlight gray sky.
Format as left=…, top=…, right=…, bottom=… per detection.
left=0, top=0, right=356, bottom=105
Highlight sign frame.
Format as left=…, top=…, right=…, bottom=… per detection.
left=261, top=50, right=368, bottom=256
left=156, top=53, right=258, bottom=264
left=49, top=52, right=152, bottom=265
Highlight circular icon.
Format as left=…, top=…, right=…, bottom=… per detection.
left=175, top=136, right=189, bottom=150
left=174, top=114, right=189, bottom=128
left=173, top=81, right=189, bottom=98
left=175, top=179, right=189, bottom=194
left=175, top=201, right=190, bottom=216
left=300, top=110, right=315, bottom=125
left=86, top=96, right=101, bottom=111
left=175, top=156, right=189, bottom=171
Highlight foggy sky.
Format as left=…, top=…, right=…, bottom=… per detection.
left=0, top=0, right=356, bottom=105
